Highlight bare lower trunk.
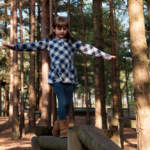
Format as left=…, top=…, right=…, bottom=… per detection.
left=29, top=0, right=36, bottom=130
left=39, top=0, right=51, bottom=126
left=93, top=0, right=107, bottom=129
left=9, top=0, right=20, bottom=139
left=128, top=0, right=150, bottom=150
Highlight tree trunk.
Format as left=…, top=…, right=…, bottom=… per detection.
left=2, top=0, right=8, bottom=117
left=147, top=0, right=150, bottom=58
left=49, top=0, right=53, bottom=34
left=109, top=0, right=123, bottom=147
left=49, top=0, right=57, bottom=126
left=67, top=0, right=75, bottom=121
left=54, top=0, right=58, bottom=17
left=39, top=0, right=51, bottom=127
left=19, top=0, right=25, bottom=138
left=67, top=0, right=71, bottom=31
left=9, top=0, right=20, bottom=139
left=128, top=0, right=150, bottom=150
left=109, top=0, right=120, bottom=121
left=4, top=0, right=8, bottom=38
left=4, top=85, right=9, bottom=116
left=125, top=70, right=130, bottom=117
left=0, top=87, right=1, bottom=116
left=79, top=0, right=90, bottom=125
left=36, top=0, right=41, bottom=110
left=93, top=0, right=107, bottom=129
left=29, top=0, right=36, bottom=130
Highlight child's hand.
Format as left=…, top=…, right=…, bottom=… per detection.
left=3, top=43, right=15, bottom=50
left=105, top=55, right=116, bottom=61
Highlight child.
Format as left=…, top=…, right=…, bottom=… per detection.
left=3, top=16, right=116, bottom=137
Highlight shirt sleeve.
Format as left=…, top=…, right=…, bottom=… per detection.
left=74, top=40, right=111, bottom=59
left=15, top=38, right=49, bottom=51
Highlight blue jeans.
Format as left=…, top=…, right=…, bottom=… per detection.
left=52, top=82, right=74, bottom=120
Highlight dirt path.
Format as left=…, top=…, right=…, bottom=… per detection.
left=124, top=128, right=137, bottom=150
left=0, top=117, right=137, bottom=150
left=0, top=117, right=34, bottom=150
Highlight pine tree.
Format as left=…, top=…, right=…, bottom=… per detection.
left=9, top=0, right=20, bottom=139
left=93, top=0, right=107, bottom=129
left=28, top=0, right=36, bottom=130
left=128, top=0, right=150, bottom=149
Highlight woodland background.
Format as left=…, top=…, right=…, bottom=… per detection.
left=0, top=0, right=150, bottom=150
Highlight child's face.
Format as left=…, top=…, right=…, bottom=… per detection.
left=53, top=25, right=68, bottom=39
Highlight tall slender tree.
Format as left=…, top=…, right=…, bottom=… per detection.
left=3, top=0, right=9, bottom=117
left=0, top=87, right=1, bottom=116
left=148, top=0, right=150, bottom=58
left=54, top=0, right=58, bottom=17
left=67, top=0, right=75, bottom=121
left=29, top=0, right=36, bottom=130
left=93, top=0, right=107, bottom=129
left=109, top=0, right=120, bottom=122
left=109, top=0, right=123, bottom=147
left=4, top=85, right=9, bottom=116
left=19, top=0, right=25, bottom=137
left=39, top=0, right=51, bottom=126
left=49, top=0, right=57, bottom=126
left=36, top=0, right=41, bottom=110
left=79, top=0, right=90, bottom=125
left=128, top=0, right=150, bottom=149
left=68, top=0, right=71, bottom=31
left=9, top=0, right=20, bottom=139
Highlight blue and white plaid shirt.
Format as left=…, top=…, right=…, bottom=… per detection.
left=15, top=38, right=111, bottom=84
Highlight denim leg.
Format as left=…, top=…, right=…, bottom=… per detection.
left=52, top=83, right=66, bottom=120
left=52, top=83, right=73, bottom=120
left=63, top=84, right=74, bottom=114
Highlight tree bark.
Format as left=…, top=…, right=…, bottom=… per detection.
left=109, top=0, right=123, bottom=147
left=19, top=0, right=25, bottom=138
left=93, top=0, right=107, bottom=129
left=125, top=70, right=130, bottom=117
left=79, top=0, right=90, bottom=125
left=54, top=0, right=58, bottom=17
left=109, top=0, right=120, bottom=121
left=147, top=0, right=150, bottom=58
left=0, top=87, right=1, bottom=116
left=36, top=0, right=41, bottom=110
left=9, top=0, right=20, bottom=139
left=67, top=0, right=71, bottom=31
left=49, top=0, right=57, bottom=126
left=39, top=0, right=51, bottom=127
left=29, top=0, right=36, bottom=130
left=67, top=0, right=75, bottom=121
left=4, top=85, right=9, bottom=116
left=128, top=0, right=150, bottom=150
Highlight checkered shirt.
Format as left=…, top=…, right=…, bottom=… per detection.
left=15, top=38, right=111, bottom=84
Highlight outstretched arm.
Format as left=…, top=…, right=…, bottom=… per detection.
left=104, top=55, right=116, bottom=60
left=74, top=40, right=116, bottom=60
left=3, top=43, right=15, bottom=50
left=3, top=39, right=49, bottom=51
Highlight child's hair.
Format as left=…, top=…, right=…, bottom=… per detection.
left=49, top=16, right=76, bottom=42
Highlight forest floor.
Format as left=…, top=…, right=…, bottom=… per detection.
left=0, top=116, right=137, bottom=150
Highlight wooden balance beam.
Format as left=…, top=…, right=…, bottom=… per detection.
left=32, top=125, right=122, bottom=150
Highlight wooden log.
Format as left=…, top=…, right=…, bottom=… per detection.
left=69, top=125, right=122, bottom=150
left=31, top=136, right=41, bottom=150
left=68, top=128, right=86, bottom=150
left=31, top=136, right=67, bottom=150
left=120, top=117, right=136, bottom=129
